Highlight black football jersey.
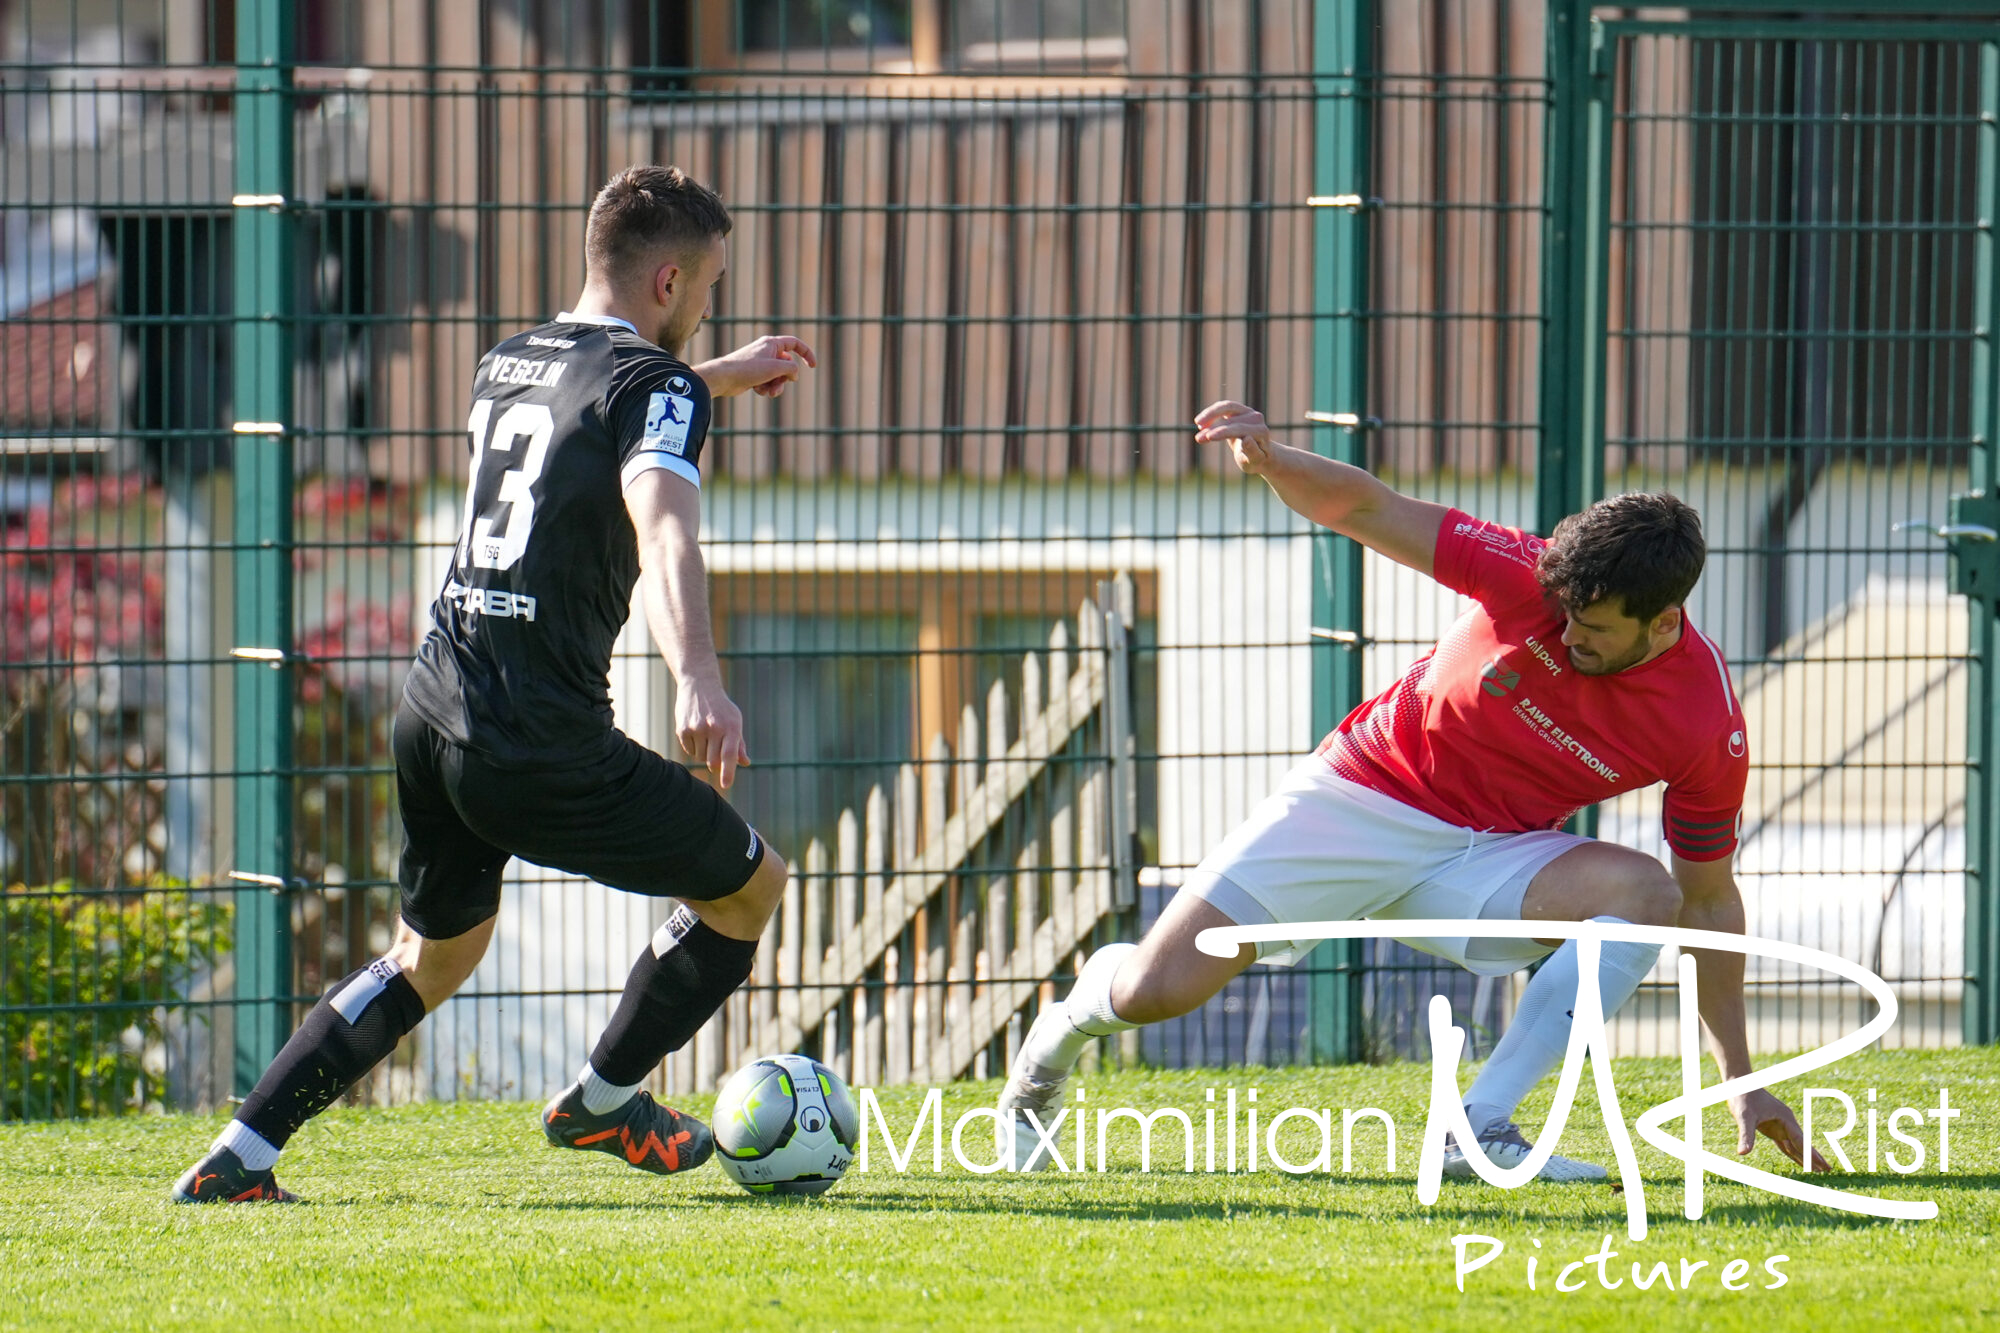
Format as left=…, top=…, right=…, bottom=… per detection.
left=403, top=312, right=713, bottom=764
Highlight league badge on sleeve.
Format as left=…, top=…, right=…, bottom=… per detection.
left=644, top=382, right=696, bottom=457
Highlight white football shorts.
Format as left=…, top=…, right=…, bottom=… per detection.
left=1185, top=758, right=1589, bottom=976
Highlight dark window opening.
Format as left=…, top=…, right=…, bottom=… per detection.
left=627, top=0, right=695, bottom=95
left=737, top=0, right=912, bottom=53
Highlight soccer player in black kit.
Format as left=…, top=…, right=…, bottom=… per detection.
left=172, top=166, right=815, bottom=1202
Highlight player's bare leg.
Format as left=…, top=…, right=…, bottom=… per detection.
left=997, top=893, right=1257, bottom=1170
left=1517, top=840, right=1683, bottom=931
left=171, top=914, right=495, bottom=1203
left=385, top=914, right=500, bottom=1007
left=1445, top=841, right=1680, bottom=1182
left=682, top=842, right=787, bottom=941
left=542, top=842, right=788, bottom=1176
left=1108, top=893, right=1261, bottom=1022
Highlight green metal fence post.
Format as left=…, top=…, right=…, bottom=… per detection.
left=1540, top=0, right=1613, bottom=526
left=1306, top=0, right=1370, bottom=1065
left=1537, top=0, right=1593, bottom=536
left=231, top=0, right=297, bottom=1092
left=1541, top=1, right=1610, bottom=840
left=1967, top=40, right=2000, bottom=1046
left=1577, top=18, right=1615, bottom=510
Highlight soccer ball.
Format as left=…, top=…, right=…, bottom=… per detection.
left=712, top=1054, right=858, bottom=1196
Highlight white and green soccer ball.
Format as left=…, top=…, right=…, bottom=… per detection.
left=712, top=1054, right=858, bottom=1196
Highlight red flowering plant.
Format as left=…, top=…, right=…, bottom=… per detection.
left=0, top=475, right=231, bottom=1117
left=1, top=471, right=417, bottom=917
left=288, top=475, right=417, bottom=993
left=1, top=473, right=167, bottom=889
left=2, top=470, right=423, bottom=1113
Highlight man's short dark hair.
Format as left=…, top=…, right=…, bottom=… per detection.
left=1535, top=492, right=1705, bottom=623
left=584, top=165, right=732, bottom=289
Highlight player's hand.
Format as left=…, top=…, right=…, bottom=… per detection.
left=1729, top=1088, right=1831, bottom=1172
left=1194, top=400, right=1275, bottom=474
left=676, top=678, right=751, bottom=791
left=696, top=336, right=818, bottom=399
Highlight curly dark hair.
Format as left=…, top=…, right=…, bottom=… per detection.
left=584, top=164, right=733, bottom=289
left=1535, top=492, right=1705, bottom=623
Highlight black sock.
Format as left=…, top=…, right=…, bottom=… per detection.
left=237, top=959, right=427, bottom=1148
left=588, top=905, right=758, bottom=1086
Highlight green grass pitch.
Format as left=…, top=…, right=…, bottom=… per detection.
left=0, top=1049, right=1993, bottom=1331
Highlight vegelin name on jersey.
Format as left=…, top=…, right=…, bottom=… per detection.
left=483, top=353, right=569, bottom=389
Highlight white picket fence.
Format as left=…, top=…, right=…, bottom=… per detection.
left=645, top=576, right=1138, bottom=1093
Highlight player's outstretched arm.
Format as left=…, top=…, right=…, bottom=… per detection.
left=1672, top=852, right=1832, bottom=1173
left=1194, top=399, right=1449, bottom=577
left=694, top=335, right=817, bottom=399
left=625, top=469, right=750, bottom=790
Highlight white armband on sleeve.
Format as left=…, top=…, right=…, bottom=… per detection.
left=620, top=386, right=703, bottom=489
left=620, top=451, right=702, bottom=490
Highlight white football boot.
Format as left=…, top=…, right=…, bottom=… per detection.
left=994, top=1008, right=1081, bottom=1171
left=1441, top=1119, right=1608, bottom=1182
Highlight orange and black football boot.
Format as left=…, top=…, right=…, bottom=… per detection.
left=170, top=1146, right=300, bottom=1203
left=541, top=1083, right=715, bottom=1176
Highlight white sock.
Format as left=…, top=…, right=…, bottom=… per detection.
left=1463, top=917, right=1659, bottom=1134
left=1462, top=1100, right=1512, bottom=1140
left=577, top=1062, right=642, bottom=1116
left=1020, top=942, right=1140, bottom=1072
left=214, top=1119, right=280, bottom=1172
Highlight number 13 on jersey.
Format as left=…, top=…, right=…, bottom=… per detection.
left=457, top=398, right=555, bottom=571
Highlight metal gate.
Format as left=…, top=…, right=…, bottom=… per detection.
left=1294, top=1, right=1997, bottom=1059
left=1580, top=6, right=1994, bottom=1050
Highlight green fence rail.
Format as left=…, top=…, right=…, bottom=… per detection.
left=2, top=0, right=1992, bottom=1119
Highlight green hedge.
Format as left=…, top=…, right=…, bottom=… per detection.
left=2, top=883, right=232, bottom=1119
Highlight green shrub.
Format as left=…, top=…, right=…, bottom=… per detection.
left=2, top=882, right=232, bottom=1119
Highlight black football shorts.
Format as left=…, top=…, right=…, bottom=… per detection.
left=391, top=699, right=766, bottom=940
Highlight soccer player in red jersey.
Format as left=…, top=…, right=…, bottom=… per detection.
left=999, top=399, right=1822, bottom=1181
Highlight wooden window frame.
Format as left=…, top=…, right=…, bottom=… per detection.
left=708, top=568, right=1155, bottom=762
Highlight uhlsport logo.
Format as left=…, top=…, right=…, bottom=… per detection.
left=1480, top=658, right=1522, bottom=697
left=1523, top=634, right=1565, bottom=676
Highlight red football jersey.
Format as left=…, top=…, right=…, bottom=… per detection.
left=1318, top=509, right=1748, bottom=861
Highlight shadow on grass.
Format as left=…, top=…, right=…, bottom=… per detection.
left=1428, top=1198, right=1887, bottom=1232
left=1424, top=1169, right=1989, bottom=1232
left=1689, top=1169, right=1996, bottom=1228
left=495, top=1187, right=1364, bottom=1222
left=270, top=1168, right=1991, bottom=1228
left=290, top=1173, right=1367, bottom=1221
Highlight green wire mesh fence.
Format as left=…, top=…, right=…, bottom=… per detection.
left=0, top=0, right=1989, bottom=1117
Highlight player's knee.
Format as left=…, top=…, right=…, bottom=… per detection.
left=388, top=918, right=492, bottom=1009
left=705, top=842, right=786, bottom=934
left=743, top=843, right=787, bottom=920
left=1624, top=868, right=1682, bottom=926
left=1109, top=961, right=1195, bottom=1026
